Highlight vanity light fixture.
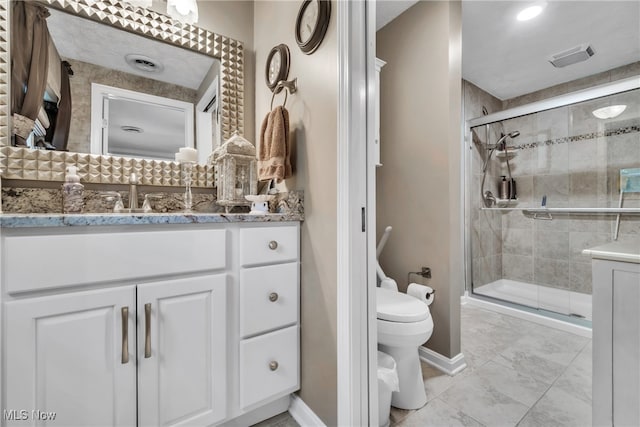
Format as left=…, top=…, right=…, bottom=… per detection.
left=167, top=0, right=199, bottom=25
left=592, top=105, right=627, bottom=120
left=516, top=2, right=546, bottom=21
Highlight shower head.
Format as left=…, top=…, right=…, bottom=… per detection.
left=495, top=131, right=520, bottom=147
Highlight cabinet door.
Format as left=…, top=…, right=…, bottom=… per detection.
left=5, top=286, right=136, bottom=427
left=137, top=274, right=228, bottom=427
left=612, top=268, right=640, bottom=426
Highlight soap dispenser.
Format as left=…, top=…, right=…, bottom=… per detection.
left=62, top=166, right=84, bottom=213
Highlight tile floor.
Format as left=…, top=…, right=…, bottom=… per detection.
left=254, top=303, right=592, bottom=427
left=392, top=304, right=592, bottom=427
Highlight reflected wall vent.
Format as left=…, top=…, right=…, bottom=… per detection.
left=548, top=44, right=595, bottom=68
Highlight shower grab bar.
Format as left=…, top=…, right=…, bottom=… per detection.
left=480, top=207, right=640, bottom=214
left=524, top=208, right=640, bottom=214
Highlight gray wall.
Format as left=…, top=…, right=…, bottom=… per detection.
left=254, top=1, right=338, bottom=424
left=377, top=1, right=463, bottom=358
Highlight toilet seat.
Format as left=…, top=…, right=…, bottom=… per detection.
left=376, top=287, right=430, bottom=323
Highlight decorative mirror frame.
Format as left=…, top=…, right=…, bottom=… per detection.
left=0, top=0, right=245, bottom=187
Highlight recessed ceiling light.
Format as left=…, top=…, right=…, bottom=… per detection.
left=517, top=4, right=545, bottom=21
left=592, top=105, right=627, bottom=120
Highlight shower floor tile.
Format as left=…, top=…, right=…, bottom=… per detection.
left=393, top=304, right=592, bottom=427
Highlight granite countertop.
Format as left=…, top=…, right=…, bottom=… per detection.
left=582, top=240, right=640, bottom=264
left=0, top=212, right=303, bottom=228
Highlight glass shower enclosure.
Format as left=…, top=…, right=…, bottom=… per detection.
left=465, top=77, right=640, bottom=325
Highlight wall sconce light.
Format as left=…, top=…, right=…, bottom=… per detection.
left=167, top=0, right=199, bottom=25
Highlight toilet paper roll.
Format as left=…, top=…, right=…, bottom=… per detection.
left=380, top=278, right=398, bottom=292
left=407, top=283, right=434, bottom=306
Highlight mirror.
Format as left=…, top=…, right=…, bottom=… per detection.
left=33, top=6, right=218, bottom=161
left=3, top=0, right=245, bottom=186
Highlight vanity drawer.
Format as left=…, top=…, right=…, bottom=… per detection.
left=4, top=228, right=227, bottom=293
left=239, top=225, right=298, bottom=267
left=240, top=263, right=298, bottom=338
left=239, top=325, right=299, bottom=409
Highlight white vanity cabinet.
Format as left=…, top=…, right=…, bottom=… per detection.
left=137, top=275, right=228, bottom=426
left=5, top=286, right=138, bottom=426
left=5, top=275, right=227, bottom=427
left=238, top=226, right=300, bottom=410
left=1, top=221, right=301, bottom=426
left=585, top=241, right=640, bottom=427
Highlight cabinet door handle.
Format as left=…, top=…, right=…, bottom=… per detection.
left=121, top=307, right=129, bottom=364
left=269, top=292, right=279, bottom=302
left=269, top=361, right=279, bottom=371
left=144, top=303, right=152, bottom=358
left=268, top=240, right=278, bottom=250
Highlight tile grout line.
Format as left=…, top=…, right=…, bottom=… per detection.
left=514, top=337, right=591, bottom=426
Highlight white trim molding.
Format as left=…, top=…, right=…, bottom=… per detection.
left=419, top=347, right=468, bottom=376
left=289, top=394, right=326, bottom=427
left=336, top=0, right=372, bottom=426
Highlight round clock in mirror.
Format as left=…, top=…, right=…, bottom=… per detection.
left=265, top=44, right=291, bottom=92
left=295, top=0, right=331, bottom=55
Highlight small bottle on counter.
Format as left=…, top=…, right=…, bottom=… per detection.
left=61, top=166, right=84, bottom=213
left=499, top=176, right=509, bottom=200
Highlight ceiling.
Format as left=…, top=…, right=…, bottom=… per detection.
left=47, top=8, right=216, bottom=91
left=377, top=1, right=640, bottom=100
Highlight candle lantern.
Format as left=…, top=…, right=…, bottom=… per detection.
left=210, top=132, right=257, bottom=212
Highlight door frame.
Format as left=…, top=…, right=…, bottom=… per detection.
left=336, top=0, right=378, bottom=425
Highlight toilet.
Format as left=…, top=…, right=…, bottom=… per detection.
left=377, top=287, right=433, bottom=410
left=375, top=226, right=434, bottom=410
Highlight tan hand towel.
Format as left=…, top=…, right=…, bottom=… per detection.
left=258, top=105, right=292, bottom=183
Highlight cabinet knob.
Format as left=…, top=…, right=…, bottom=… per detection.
left=268, top=240, right=278, bottom=250
left=269, top=361, right=279, bottom=371
left=269, top=292, right=279, bottom=302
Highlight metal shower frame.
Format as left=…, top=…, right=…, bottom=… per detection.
left=462, top=75, right=640, bottom=297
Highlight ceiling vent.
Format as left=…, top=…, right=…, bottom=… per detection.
left=125, top=54, right=164, bottom=73
left=548, top=44, right=595, bottom=68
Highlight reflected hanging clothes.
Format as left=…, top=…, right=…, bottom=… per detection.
left=51, top=61, right=72, bottom=151
left=11, top=1, right=51, bottom=145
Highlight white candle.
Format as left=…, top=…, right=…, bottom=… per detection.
left=179, top=147, right=198, bottom=163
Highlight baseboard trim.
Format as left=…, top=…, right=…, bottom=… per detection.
left=289, top=394, right=326, bottom=427
left=419, top=347, right=467, bottom=376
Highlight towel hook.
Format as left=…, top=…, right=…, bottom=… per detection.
left=270, top=78, right=298, bottom=110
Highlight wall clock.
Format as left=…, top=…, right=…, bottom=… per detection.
left=295, top=0, right=331, bottom=55
left=265, top=44, right=291, bottom=91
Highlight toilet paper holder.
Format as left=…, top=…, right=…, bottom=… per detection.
left=407, top=267, right=431, bottom=282
left=407, top=268, right=434, bottom=294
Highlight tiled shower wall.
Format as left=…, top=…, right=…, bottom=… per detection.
left=467, top=61, right=640, bottom=296
left=465, top=80, right=504, bottom=287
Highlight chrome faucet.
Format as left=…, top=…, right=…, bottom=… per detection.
left=128, top=173, right=139, bottom=210
left=99, top=173, right=147, bottom=213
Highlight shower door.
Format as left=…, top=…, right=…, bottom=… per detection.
left=466, top=81, right=640, bottom=323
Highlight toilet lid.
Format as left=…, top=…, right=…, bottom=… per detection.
left=376, top=288, right=430, bottom=323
